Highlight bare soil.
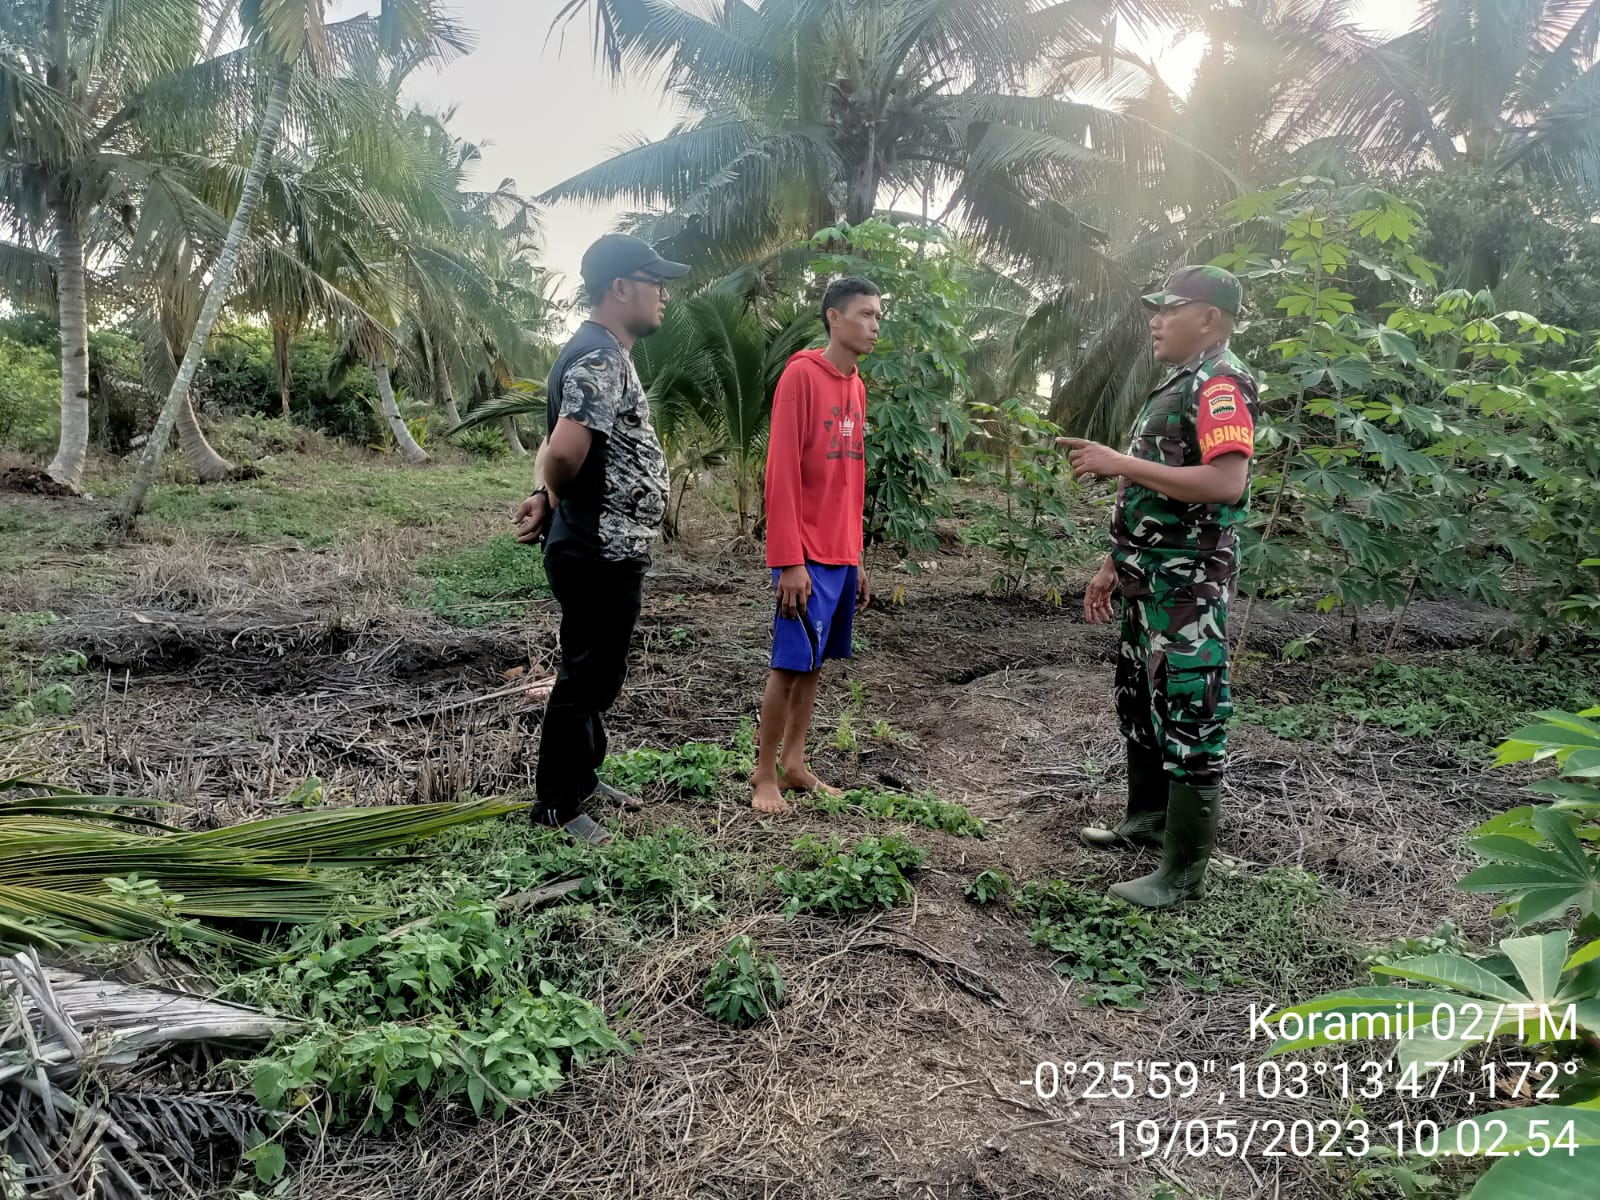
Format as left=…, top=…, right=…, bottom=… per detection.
left=7, top=493, right=1538, bottom=1200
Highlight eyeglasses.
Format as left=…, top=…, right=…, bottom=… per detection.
left=1151, top=299, right=1195, bottom=316
left=624, top=274, right=670, bottom=297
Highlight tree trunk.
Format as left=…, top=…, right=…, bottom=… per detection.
left=376, top=353, right=429, bottom=465
left=175, top=389, right=234, bottom=482
left=425, top=329, right=465, bottom=431
left=46, top=197, right=90, bottom=492
left=501, top=416, right=527, bottom=456
left=846, top=122, right=878, bottom=225
left=205, top=0, right=241, bottom=59
left=272, top=318, right=292, bottom=418
left=149, top=275, right=235, bottom=482
left=116, top=60, right=295, bottom=530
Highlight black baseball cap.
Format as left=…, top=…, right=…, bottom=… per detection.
left=580, top=234, right=689, bottom=293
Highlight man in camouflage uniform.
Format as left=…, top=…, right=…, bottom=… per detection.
left=1057, top=266, right=1260, bottom=908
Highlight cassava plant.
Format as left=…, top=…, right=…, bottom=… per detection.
left=1216, top=179, right=1600, bottom=643
left=1261, top=707, right=1600, bottom=1197
left=961, top=396, right=1081, bottom=602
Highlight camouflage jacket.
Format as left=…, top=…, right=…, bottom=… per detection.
left=1109, top=344, right=1262, bottom=598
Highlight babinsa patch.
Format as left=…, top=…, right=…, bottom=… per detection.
left=1200, top=377, right=1240, bottom=419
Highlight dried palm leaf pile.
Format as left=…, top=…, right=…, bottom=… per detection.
left=0, top=727, right=522, bottom=1197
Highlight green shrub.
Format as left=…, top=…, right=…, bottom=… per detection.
left=456, top=427, right=511, bottom=458
left=703, top=935, right=786, bottom=1026
left=604, top=742, right=733, bottom=800
left=775, top=832, right=927, bottom=916
left=0, top=334, right=58, bottom=451
left=197, top=322, right=380, bottom=443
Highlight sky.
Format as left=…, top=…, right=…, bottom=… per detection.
left=402, top=0, right=1426, bottom=306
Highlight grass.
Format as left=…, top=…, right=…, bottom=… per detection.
left=413, top=534, right=549, bottom=627
left=1239, top=654, right=1600, bottom=754
left=133, top=460, right=527, bottom=548
left=3, top=444, right=532, bottom=599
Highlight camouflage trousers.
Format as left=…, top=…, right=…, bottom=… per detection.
left=1115, top=588, right=1232, bottom=786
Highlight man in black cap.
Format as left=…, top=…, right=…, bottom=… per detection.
left=512, top=234, right=688, bottom=844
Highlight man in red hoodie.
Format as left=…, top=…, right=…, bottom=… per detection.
left=751, top=277, right=881, bottom=815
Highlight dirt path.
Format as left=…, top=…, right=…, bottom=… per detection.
left=15, top=534, right=1529, bottom=1200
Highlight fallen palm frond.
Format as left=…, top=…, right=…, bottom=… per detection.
left=1, top=950, right=288, bottom=1199
left=1, top=730, right=527, bottom=954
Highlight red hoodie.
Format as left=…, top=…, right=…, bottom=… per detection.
left=764, top=349, right=867, bottom=568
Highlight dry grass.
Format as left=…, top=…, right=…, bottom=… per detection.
left=2, top=488, right=1546, bottom=1200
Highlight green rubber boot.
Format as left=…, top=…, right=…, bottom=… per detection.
left=1079, top=745, right=1168, bottom=851
left=1108, top=781, right=1220, bottom=908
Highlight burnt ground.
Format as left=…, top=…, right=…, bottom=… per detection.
left=3, top=486, right=1554, bottom=1200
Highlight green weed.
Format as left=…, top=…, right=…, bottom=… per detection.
left=604, top=742, right=733, bottom=800
left=984, top=865, right=1350, bottom=1008
left=1239, top=655, right=1600, bottom=753
left=964, top=868, right=1014, bottom=905
left=870, top=719, right=901, bottom=744
left=1359, top=921, right=1467, bottom=971
left=805, top=788, right=984, bottom=837
left=38, top=650, right=86, bottom=676
left=703, top=935, right=786, bottom=1027
left=249, top=905, right=623, bottom=1139
left=228, top=819, right=741, bottom=1166
left=775, top=832, right=927, bottom=916
left=831, top=709, right=857, bottom=753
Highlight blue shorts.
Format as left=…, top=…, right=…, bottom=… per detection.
left=771, top=564, right=857, bottom=673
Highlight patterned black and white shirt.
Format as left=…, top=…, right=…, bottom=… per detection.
left=543, top=321, right=670, bottom=562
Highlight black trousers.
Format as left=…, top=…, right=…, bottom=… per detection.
left=535, top=549, right=647, bottom=824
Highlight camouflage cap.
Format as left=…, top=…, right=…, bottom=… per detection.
left=1141, top=265, right=1242, bottom=317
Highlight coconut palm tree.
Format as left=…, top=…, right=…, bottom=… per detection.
left=116, top=0, right=469, bottom=523
left=1316, top=0, right=1600, bottom=194
left=542, top=0, right=1231, bottom=287
left=0, top=0, right=224, bottom=491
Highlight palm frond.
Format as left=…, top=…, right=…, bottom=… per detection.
left=0, top=731, right=524, bottom=954
left=0, top=237, right=58, bottom=308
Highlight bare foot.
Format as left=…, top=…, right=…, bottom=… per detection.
left=523, top=677, right=554, bottom=705
left=751, top=775, right=789, bottom=815
left=779, top=763, right=843, bottom=798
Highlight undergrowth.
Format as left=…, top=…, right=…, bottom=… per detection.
left=1239, top=654, right=1600, bottom=753
left=601, top=727, right=985, bottom=841
left=413, top=534, right=549, bottom=627
left=0, top=611, right=80, bottom=727
left=775, top=832, right=927, bottom=916
left=967, top=864, right=1351, bottom=1008
left=225, top=820, right=743, bottom=1176
left=804, top=787, right=984, bottom=837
